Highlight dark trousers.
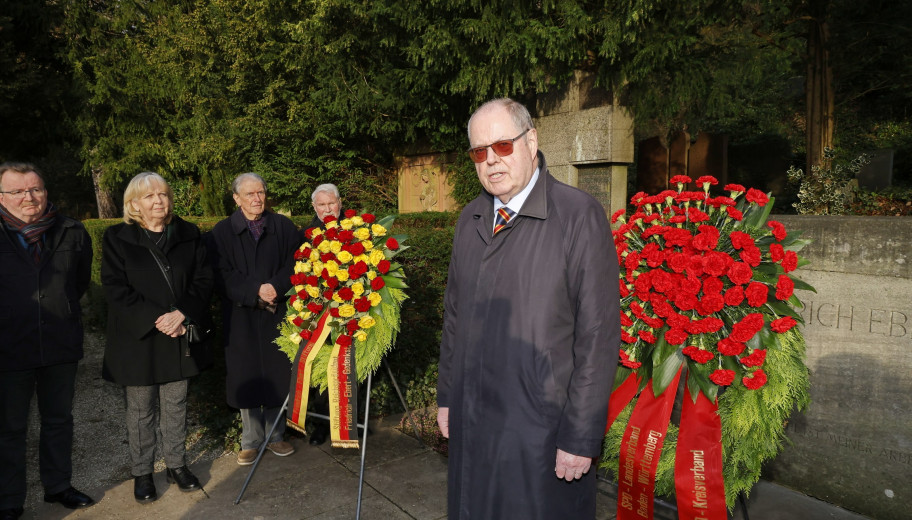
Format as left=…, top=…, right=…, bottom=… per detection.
left=125, top=380, right=189, bottom=476
left=0, top=362, right=78, bottom=509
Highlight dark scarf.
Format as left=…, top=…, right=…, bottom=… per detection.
left=246, top=214, right=266, bottom=241
left=0, top=201, right=58, bottom=263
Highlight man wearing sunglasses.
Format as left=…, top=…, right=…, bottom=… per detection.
left=437, top=98, right=621, bottom=519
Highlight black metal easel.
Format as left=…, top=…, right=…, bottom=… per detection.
left=234, top=361, right=423, bottom=520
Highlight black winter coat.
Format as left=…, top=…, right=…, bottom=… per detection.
left=209, top=210, right=300, bottom=409
left=101, top=217, right=213, bottom=386
left=0, top=216, right=92, bottom=371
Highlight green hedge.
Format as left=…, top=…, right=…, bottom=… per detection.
left=81, top=212, right=457, bottom=435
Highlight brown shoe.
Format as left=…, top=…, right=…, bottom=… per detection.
left=266, top=441, right=295, bottom=457
left=237, top=449, right=257, bottom=466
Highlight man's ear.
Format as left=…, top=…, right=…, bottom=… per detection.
left=525, top=128, right=539, bottom=158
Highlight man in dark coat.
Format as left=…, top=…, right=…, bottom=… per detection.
left=0, top=162, right=95, bottom=519
left=437, top=99, right=621, bottom=519
left=210, top=173, right=300, bottom=464
left=299, top=182, right=346, bottom=445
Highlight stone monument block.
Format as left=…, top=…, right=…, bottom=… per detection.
left=396, top=153, right=459, bottom=214
left=765, top=215, right=912, bottom=520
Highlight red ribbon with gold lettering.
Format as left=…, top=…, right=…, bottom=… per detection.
left=674, top=382, right=727, bottom=520
left=617, top=367, right=682, bottom=520
left=287, top=312, right=332, bottom=433
left=327, top=334, right=359, bottom=448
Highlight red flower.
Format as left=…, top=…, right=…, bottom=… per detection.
left=702, top=252, right=732, bottom=276
left=621, top=331, right=637, bottom=344
left=346, top=319, right=360, bottom=334
left=619, top=350, right=642, bottom=369
left=702, top=276, right=723, bottom=294
left=336, top=334, right=353, bottom=348
left=739, top=245, right=762, bottom=267
left=740, top=349, right=767, bottom=367
left=724, top=183, right=746, bottom=194
left=697, top=294, right=725, bottom=315
left=325, top=277, right=339, bottom=289
left=673, top=291, right=699, bottom=311
left=619, top=279, right=630, bottom=298
left=730, top=313, right=764, bottom=342
left=329, top=307, right=340, bottom=318
left=361, top=213, right=376, bottom=224
left=637, top=330, right=656, bottom=344
left=338, top=287, right=354, bottom=301
left=325, top=227, right=338, bottom=240
left=299, top=329, right=312, bottom=340
left=745, top=188, right=769, bottom=206
left=775, top=275, right=794, bottom=300
left=349, top=242, right=365, bottom=256
left=770, top=316, right=797, bottom=333
left=665, top=328, right=689, bottom=345
left=386, top=237, right=400, bottom=250
left=624, top=252, right=641, bottom=272
left=323, top=289, right=335, bottom=300
left=686, top=317, right=723, bottom=334
left=726, top=206, right=743, bottom=221
left=378, top=259, right=391, bottom=274
left=354, top=297, right=371, bottom=313
left=742, top=369, right=768, bottom=390
left=782, top=251, right=798, bottom=273
left=696, top=175, right=718, bottom=187
left=320, top=252, right=336, bottom=263
left=728, top=262, right=754, bottom=285
left=307, top=302, right=323, bottom=314
left=769, top=243, right=785, bottom=262
left=687, top=207, right=710, bottom=224
left=611, top=209, right=626, bottom=224
left=290, top=273, right=306, bottom=286
left=370, top=277, right=385, bottom=291
left=718, top=337, right=746, bottom=356
left=338, top=230, right=355, bottom=243
left=620, top=313, right=633, bottom=327
left=313, top=234, right=324, bottom=247
left=670, top=175, right=692, bottom=185
left=292, top=316, right=304, bottom=327
left=767, top=220, right=787, bottom=241
left=745, top=282, right=768, bottom=307
left=345, top=209, right=357, bottom=218
left=729, top=231, right=753, bottom=250
left=724, top=286, right=745, bottom=306
left=667, top=252, right=688, bottom=273
left=710, top=369, right=736, bottom=386
left=683, top=346, right=714, bottom=364
left=306, top=275, right=320, bottom=287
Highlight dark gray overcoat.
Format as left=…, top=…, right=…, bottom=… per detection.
left=209, top=210, right=299, bottom=409
left=437, top=152, right=621, bottom=520
left=101, top=217, right=213, bottom=386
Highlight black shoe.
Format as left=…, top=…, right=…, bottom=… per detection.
left=166, top=466, right=201, bottom=492
left=0, top=508, right=23, bottom=520
left=309, top=424, right=328, bottom=446
left=133, top=474, right=157, bottom=503
left=43, top=487, right=94, bottom=509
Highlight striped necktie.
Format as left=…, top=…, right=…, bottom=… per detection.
left=493, top=206, right=516, bottom=235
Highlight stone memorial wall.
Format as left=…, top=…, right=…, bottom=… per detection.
left=767, top=215, right=912, bottom=519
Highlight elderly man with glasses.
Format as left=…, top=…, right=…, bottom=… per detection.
left=0, top=162, right=95, bottom=519
left=436, top=99, right=621, bottom=519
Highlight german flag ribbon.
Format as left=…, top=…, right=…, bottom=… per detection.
left=327, top=334, right=359, bottom=448
left=287, top=311, right=332, bottom=434
left=674, top=381, right=727, bottom=520
left=617, top=367, right=683, bottom=520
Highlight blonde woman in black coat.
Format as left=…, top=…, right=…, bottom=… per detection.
left=101, top=172, right=213, bottom=503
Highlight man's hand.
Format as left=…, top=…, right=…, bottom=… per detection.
left=555, top=448, right=592, bottom=482
left=155, top=309, right=186, bottom=337
left=258, top=283, right=277, bottom=304
left=437, top=407, right=449, bottom=438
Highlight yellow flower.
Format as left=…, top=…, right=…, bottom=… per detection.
left=317, top=240, right=331, bottom=253
left=325, top=220, right=339, bottom=230
left=305, top=286, right=320, bottom=298
left=367, top=292, right=382, bottom=307
left=354, top=330, right=367, bottom=342
left=292, top=299, right=304, bottom=312
left=311, top=228, right=324, bottom=237
left=312, top=260, right=324, bottom=275
left=330, top=241, right=342, bottom=254
left=369, top=249, right=385, bottom=266
left=351, top=282, right=365, bottom=297
left=351, top=216, right=364, bottom=226
left=340, top=219, right=354, bottom=230
left=290, top=333, right=303, bottom=345
left=309, top=250, right=320, bottom=262
left=371, top=224, right=387, bottom=236
left=293, top=262, right=306, bottom=274
left=286, top=315, right=298, bottom=325
left=362, top=240, right=374, bottom=251
left=366, top=271, right=377, bottom=280
left=325, top=260, right=339, bottom=277
left=337, top=251, right=353, bottom=264
left=302, top=311, right=312, bottom=320
left=293, top=284, right=304, bottom=293
left=336, top=270, right=350, bottom=282
left=353, top=227, right=371, bottom=240
left=358, top=315, right=376, bottom=329
left=332, top=293, right=343, bottom=303
left=338, top=304, right=355, bottom=318
left=354, top=253, right=369, bottom=264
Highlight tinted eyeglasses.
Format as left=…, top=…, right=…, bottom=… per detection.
left=467, top=129, right=530, bottom=163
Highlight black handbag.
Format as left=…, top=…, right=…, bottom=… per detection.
left=148, top=247, right=210, bottom=346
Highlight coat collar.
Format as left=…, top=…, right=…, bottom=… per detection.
left=113, top=215, right=198, bottom=251
left=228, top=208, right=276, bottom=235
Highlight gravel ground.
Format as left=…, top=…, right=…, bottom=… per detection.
left=22, top=331, right=228, bottom=516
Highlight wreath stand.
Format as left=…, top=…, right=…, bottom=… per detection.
left=234, top=360, right=423, bottom=520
